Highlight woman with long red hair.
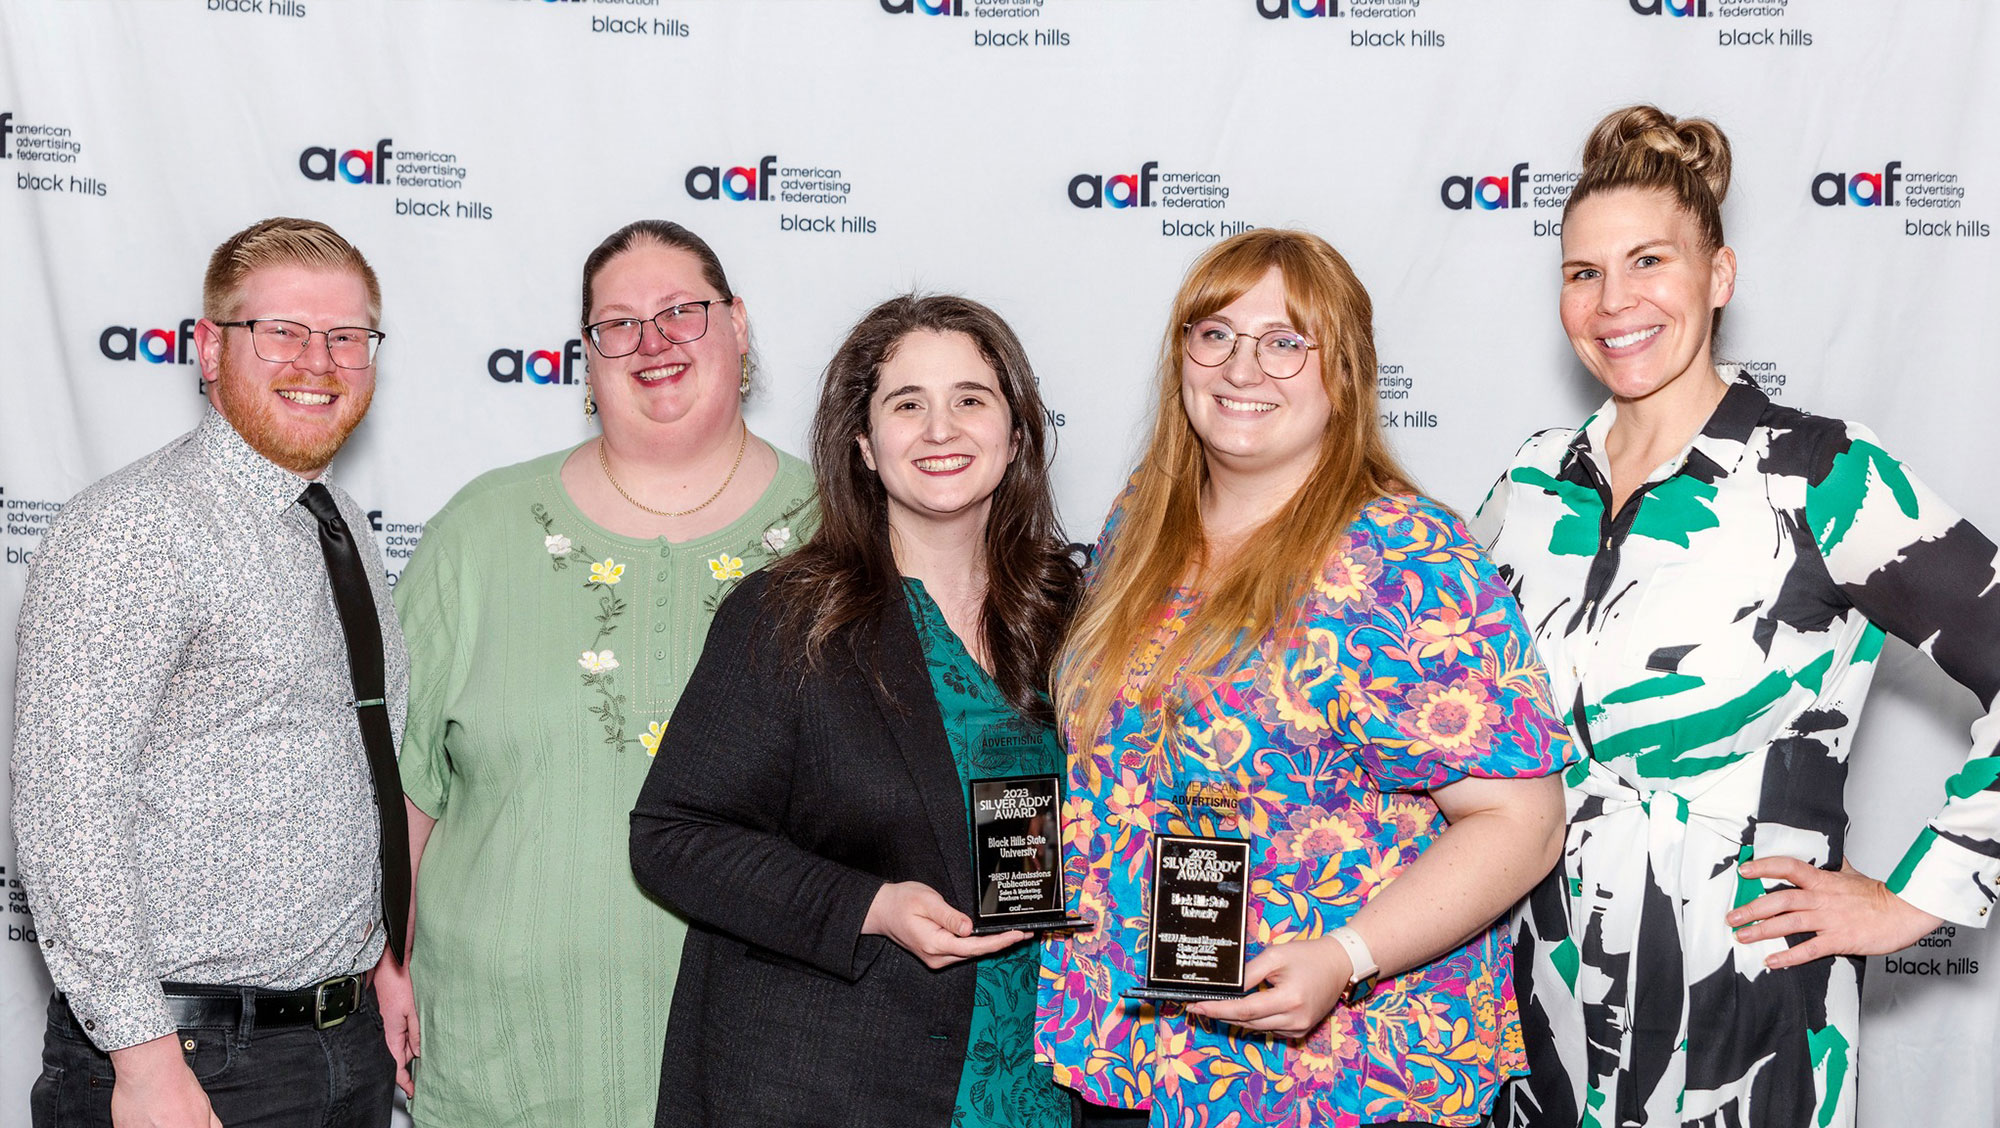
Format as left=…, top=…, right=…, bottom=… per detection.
left=1038, top=228, right=1575, bottom=1127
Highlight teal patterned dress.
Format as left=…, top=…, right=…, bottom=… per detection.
left=905, top=580, right=1073, bottom=1128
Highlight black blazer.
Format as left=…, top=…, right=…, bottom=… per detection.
left=631, top=569, right=991, bottom=1128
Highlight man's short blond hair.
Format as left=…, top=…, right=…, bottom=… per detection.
left=201, top=216, right=381, bottom=324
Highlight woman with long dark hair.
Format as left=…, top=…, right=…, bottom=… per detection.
left=630, top=294, right=1082, bottom=1128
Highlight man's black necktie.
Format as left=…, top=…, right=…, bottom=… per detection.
left=300, top=482, right=411, bottom=965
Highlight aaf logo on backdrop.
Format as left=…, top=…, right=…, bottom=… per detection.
left=100, top=320, right=198, bottom=366
left=1810, top=162, right=1905, bottom=207
left=1439, top=160, right=1575, bottom=231
left=297, top=136, right=488, bottom=220
left=881, top=0, right=1072, bottom=37
left=1440, top=163, right=1530, bottom=210
left=685, top=155, right=777, bottom=201
left=1812, top=159, right=1989, bottom=240
left=1257, top=0, right=1342, bottom=16
left=685, top=155, right=874, bottom=234
left=489, top=339, right=585, bottom=386
left=1068, top=161, right=1160, bottom=209
left=299, top=138, right=395, bottom=185
left=1067, top=160, right=1251, bottom=239
left=1628, top=0, right=1813, bottom=45
left=99, top=318, right=202, bottom=392
left=1256, top=0, right=1428, bottom=23
left=1627, top=0, right=1791, bottom=15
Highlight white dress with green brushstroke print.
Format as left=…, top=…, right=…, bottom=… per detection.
left=1476, top=374, right=2000, bottom=1128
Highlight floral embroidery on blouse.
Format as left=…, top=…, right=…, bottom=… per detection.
left=640, top=720, right=667, bottom=757
left=700, top=498, right=813, bottom=614
left=532, top=503, right=636, bottom=752
left=1036, top=494, right=1574, bottom=1128
left=530, top=494, right=812, bottom=749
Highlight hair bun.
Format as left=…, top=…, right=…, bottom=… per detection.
left=1582, top=104, right=1732, bottom=204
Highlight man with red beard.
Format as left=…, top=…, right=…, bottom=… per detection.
left=13, top=217, right=407, bottom=1128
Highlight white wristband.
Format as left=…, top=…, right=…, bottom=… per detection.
left=1330, top=925, right=1378, bottom=984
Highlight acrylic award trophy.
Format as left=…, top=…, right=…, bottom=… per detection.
left=1121, top=832, right=1251, bottom=1002
left=966, top=726, right=1089, bottom=935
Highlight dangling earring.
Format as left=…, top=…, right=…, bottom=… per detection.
left=583, top=381, right=596, bottom=417
left=739, top=355, right=752, bottom=396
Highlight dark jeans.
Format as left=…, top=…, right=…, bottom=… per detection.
left=30, top=986, right=394, bottom=1128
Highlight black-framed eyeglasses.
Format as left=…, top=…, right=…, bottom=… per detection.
left=214, top=319, right=385, bottom=369
left=1182, top=318, right=1319, bottom=379
left=584, top=298, right=732, bottom=358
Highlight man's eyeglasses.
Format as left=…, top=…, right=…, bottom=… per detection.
left=1182, top=318, right=1319, bottom=379
left=584, top=298, right=732, bottom=359
left=215, top=319, right=385, bottom=370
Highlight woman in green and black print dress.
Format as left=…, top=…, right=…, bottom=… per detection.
left=1480, top=106, right=2000, bottom=1128
left=631, top=293, right=1083, bottom=1128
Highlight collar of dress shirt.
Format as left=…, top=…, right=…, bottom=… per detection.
left=194, top=408, right=336, bottom=519
left=1560, top=368, right=1769, bottom=491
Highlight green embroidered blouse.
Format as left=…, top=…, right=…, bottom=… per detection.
left=394, top=444, right=815, bottom=1128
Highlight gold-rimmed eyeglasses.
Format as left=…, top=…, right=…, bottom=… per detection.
left=1182, top=318, right=1318, bottom=379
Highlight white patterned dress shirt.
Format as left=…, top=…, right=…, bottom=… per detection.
left=11, top=409, right=407, bottom=1051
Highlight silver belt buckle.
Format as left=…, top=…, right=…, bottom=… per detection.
left=312, top=975, right=357, bottom=1029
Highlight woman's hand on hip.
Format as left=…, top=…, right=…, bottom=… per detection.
left=863, top=881, right=1027, bottom=969
left=1727, top=856, right=1944, bottom=968
left=1187, top=935, right=1353, bottom=1040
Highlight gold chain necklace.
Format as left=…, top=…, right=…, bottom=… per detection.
left=597, top=425, right=748, bottom=518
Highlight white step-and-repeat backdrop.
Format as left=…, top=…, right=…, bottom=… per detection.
left=2, top=1, right=1994, bottom=1123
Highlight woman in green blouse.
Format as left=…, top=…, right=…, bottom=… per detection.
left=630, top=293, right=1083, bottom=1127
left=379, top=220, right=815, bottom=1127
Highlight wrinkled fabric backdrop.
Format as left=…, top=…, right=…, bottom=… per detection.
left=2, top=1, right=1994, bottom=1124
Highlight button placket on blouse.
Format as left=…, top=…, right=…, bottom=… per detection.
left=1563, top=440, right=1702, bottom=702
left=656, top=544, right=670, bottom=660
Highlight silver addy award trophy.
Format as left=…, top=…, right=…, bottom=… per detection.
left=967, top=725, right=1088, bottom=935
left=1122, top=832, right=1251, bottom=1001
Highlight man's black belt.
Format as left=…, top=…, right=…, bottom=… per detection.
left=159, top=974, right=366, bottom=1031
